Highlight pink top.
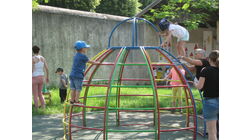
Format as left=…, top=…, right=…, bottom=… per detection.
left=168, top=68, right=185, bottom=85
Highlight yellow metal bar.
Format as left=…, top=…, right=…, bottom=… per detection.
left=87, top=49, right=107, bottom=67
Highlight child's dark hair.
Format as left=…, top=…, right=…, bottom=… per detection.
left=32, top=46, right=40, bottom=54
left=209, top=50, right=219, bottom=67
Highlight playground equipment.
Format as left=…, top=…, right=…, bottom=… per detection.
left=63, top=17, right=205, bottom=140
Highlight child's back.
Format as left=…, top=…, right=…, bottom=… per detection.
left=169, top=67, right=185, bottom=86
left=70, top=52, right=89, bottom=79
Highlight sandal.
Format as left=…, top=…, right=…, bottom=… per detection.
left=70, top=100, right=74, bottom=104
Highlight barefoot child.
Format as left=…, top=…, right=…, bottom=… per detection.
left=69, top=41, right=98, bottom=104
left=165, top=65, right=185, bottom=109
left=158, top=18, right=189, bottom=57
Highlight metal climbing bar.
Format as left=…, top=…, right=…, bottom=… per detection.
left=63, top=17, right=200, bottom=140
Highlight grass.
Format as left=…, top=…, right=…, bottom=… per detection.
left=32, top=87, right=203, bottom=116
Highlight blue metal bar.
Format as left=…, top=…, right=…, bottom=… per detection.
left=136, top=17, right=162, bottom=45
left=107, top=17, right=162, bottom=48
left=132, top=17, right=136, bottom=47
left=135, top=18, right=138, bottom=46
left=110, top=46, right=161, bottom=50
left=108, top=18, right=134, bottom=48
left=159, top=47, right=201, bottom=136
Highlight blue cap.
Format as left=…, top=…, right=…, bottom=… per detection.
left=158, top=18, right=170, bottom=31
left=74, top=41, right=90, bottom=50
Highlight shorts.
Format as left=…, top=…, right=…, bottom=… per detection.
left=177, top=30, right=189, bottom=42
left=203, top=98, right=219, bottom=121
left=69, top=76, right=83, bottom=91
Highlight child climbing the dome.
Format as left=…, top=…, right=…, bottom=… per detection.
left=69, top=41, right=99, bottom=104
left=164, top=65, right=185, bottom=112
left=158, top=17, right=189, bottom=57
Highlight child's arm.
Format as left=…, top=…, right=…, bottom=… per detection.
left=194, top=77, right=205, bottom=90
left=161, top=31, right=172, bottom=47
left=43, top=58, right=49, bottom=83
left=165, top=31, right=172, bottom=44
left=164, top=70, right=172, bottom=80
left=61, top=79, right=67, bottom=88
left=180, top=56, right=203, bottom=66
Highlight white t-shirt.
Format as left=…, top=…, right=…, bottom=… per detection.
left=169, top=24, right=187, bottom=39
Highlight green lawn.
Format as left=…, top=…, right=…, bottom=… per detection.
left=32, top=87, right=203, bottom=116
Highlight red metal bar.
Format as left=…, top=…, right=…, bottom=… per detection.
left=82, top=49, right=114, bottom=127
left=70, top=124, right=103, bottom=131
left=159, top=106, right=193, bottom=110
left=83, top=84, right=108, bottom=87
left=73, top=104, right=105, bottom=109
left=151, top=63, right=175, bottom=66
left=156, top=49, right=197, bottom=140
left=142, top=48, right=161, bottom=140
left=120, top=123, right=152, bottom=126
left=119, top=110, right=154, bottom=112
left=120, top=94, right=153, bottom=96
left=160, top=127, right=195, bottom=132
left=120, top=78, right=151, bottom=81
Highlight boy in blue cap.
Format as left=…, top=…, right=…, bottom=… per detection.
left=158, top=18, right=189, bottom=57
left=69, top=41, right=98, bottom=104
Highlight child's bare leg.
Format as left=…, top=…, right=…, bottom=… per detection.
left=177, top=87, right=182, bottom=106
left=176, top=43, right=181, bottom=56
left=177, top=41, right=186, bottom=56
left=172, top=88, right=177, bottom=107
left=207, top=120, right=217, bottom=140
left=70, top=90, right=76, bottom=102
left=75, top=90, right=81, bottom=102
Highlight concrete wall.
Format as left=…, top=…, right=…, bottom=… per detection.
left=32, top=6, right=160, bottom=86
left=32, top=5, right=218, bottom=87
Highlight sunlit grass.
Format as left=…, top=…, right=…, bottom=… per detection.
left=32, top=87, right=203, bottom=115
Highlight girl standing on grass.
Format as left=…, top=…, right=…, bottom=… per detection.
left=165, top=65, right=185, bottom=110
left=32, top=46, right=49, bottom=109
left=158, top=18, right=189, bottom=57
left=194, top=50, right=219, bottom=140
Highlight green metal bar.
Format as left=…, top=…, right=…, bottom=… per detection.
left=108, top=107, right=154, bottom=110
left=115, top=50, right=130, bottom=127
left=140, top=47, right=159, bottom=140
left=107, top=129, right=156, bottom=132
left=105, top=48, right=127, bottom=140
left=111, top=85, right=153, bottom=88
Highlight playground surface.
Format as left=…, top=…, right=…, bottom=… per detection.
left=32, top=112, right=207, bottom=140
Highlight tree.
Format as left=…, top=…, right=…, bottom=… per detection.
left=96, top=0, right=142, bottom=17
left=144, top=0, right=219, bottom=30
left=37, top=0, right=101, bottom=12
left=139, top=0, right=154, bottom=9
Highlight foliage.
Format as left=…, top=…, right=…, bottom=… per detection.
left=32, top=0, right=39, bottom=10
left=139, top=0, right=154, bottom=9
left=96, top=0, right=142, bottom=17
left=38, top=0, right=101, bottom=12
left=144, top=0, right=219, bottom=30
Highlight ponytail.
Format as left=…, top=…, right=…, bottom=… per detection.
left=216, top=57, right=219, bottom=67
left=209, top=50, right=219, bottom=67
